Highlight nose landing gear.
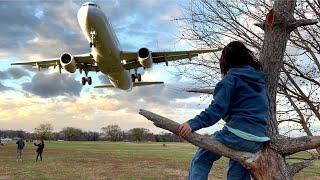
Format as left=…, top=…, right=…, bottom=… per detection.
left=90, top=30, right=96, bottom=48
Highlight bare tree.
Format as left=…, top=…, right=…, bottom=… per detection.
left=140, top=0, right=320, bottom=179
left=173, top=0, right=320, bottom=150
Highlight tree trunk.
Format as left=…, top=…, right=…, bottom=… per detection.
left=258, top=1, right=318, bottom=178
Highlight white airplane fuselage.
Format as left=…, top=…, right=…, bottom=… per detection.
left=77, top=3, right=133, bottom=91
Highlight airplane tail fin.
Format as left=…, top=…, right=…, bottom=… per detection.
left=94, top=81, right=164, bottom=88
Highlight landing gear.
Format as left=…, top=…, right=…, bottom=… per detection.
left=82, top=77, right=86, bottom=85
left=131, top=68, right=142, bottom=82
left=90, top=30, right=96, bottom=48
left=137, top=73, right=141, bottom=82
left=81, top=65, right=92, bottom=85
left=131, top=74, right=136, bottom=82
left=87, top=77, right=92, bottom=85
left=81, top=77, right=92, bottom=85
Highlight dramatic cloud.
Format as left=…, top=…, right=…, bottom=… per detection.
left=0, top=0, right=183, bottom=60
left=22, top=72, right=82, bottom=98
left=7, top=67, right=30, bottom=79
left=0, top=67, right=30, bottom=80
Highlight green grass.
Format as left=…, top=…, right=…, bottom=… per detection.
left=0, top=141, right=319, bottom=179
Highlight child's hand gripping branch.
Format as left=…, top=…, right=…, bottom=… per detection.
left=178, top=123, right=192, bottom=139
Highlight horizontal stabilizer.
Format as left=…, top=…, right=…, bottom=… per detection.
left=94, top=81, right=164, bottom=88
left=94, top=84, right=114, bottom=88
left=133, top=81, right=164, bottom=87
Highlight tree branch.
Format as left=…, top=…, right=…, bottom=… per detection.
left=138, top=109, right=257, bottom=166
left=269, top=135, right=320, bottom=156
left=187, top=88, right=214, bottom=94
left=289, top=19, right=318, bottom=30
left=289, top=159, right=316, bottom=175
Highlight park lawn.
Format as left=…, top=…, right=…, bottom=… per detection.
left=0, top=141, right=318, bottom=180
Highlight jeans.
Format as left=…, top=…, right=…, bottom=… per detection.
left=16, top=149, right=23, bottom=160
left=36, top=152, right=43, bottom=161
left=188, top=127, right=264, bottom=180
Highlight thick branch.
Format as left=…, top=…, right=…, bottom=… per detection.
left=270, top=135, right=320, bottom=156
left=139, top=109, right=257, bottom=166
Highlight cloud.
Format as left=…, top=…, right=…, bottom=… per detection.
left=7, top=67, right=30, bottom=79
left=0, top=82, right=13, bottom=91
left=22, top=72, right=82, bottom=98
left=0, top=1, right=88, bottom=60
left=0, top=71, right=9, bottom=80
left=98, top=75, right=111, bottom=84
left=0, top=67, right=30, bottom=80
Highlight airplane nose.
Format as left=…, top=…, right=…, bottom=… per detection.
left=77, top=5, right=89, bottom=24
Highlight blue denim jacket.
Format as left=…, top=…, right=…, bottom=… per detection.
left=187, top=66, right=269, bottom=138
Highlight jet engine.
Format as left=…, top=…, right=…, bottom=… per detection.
left=60, top=53, right=77, bottom=73
left=138, top=48, right=152, bottom=68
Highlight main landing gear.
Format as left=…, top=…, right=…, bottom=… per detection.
left=82, top=76, right=92, bottom=85
left=131, top=68, right=141, bottom=82
left=80, top=66, right=92, bottom=85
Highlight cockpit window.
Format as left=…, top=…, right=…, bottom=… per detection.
left=82, top=3, right=100, bottom=9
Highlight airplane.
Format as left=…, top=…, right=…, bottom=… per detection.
left=11, top=2, right=221, bottom=91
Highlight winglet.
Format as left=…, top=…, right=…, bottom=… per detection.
left=94, top=81, right=164, bottom=88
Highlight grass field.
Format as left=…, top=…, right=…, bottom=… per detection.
left=0, top=141, right=319, bottom=180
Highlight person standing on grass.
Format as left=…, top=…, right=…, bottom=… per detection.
left=178, top=41, right=270, bottom=180
left=16, top=137, right=25, bottom=161
left=34, top=140, right=45, bottom=161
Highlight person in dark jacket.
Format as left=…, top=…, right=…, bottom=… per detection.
left=34, top=140, right=45, bottom=161
left=178, top=41, right=270, bottom=180
left=16, top=137, right=25, bottom=161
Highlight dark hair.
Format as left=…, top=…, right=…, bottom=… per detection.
left=219, top=41, right=262, bottom=75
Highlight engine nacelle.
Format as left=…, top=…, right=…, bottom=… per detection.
left=138, top=48, right=152, bottom=68
left=60, top=53, right=77, bottom=73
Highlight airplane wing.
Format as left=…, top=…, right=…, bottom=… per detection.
left=121, top=48, right=222, bottom=70
left=94, top=81, right=164, bottom=88
left=11, top=53, right=97, bottom=72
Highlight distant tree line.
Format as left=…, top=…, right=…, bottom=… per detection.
left=0, top=123, right=183, bottom=142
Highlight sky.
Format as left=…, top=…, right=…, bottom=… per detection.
left=0, top=0, right=223, bottom=134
